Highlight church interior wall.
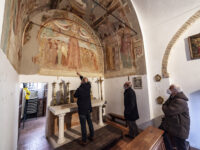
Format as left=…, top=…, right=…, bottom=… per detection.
left=104, top=75, right=150, bottom=125
left=167, top=16, right=200, bottom=149
left=0, top=1, right=20, bottom=149
left=3, top=0, right=200, bottom=148
left=168, top=18, right=200, bottom=96
left=0, top=49, right=19, bottom=150
left=20, top=10, right=104, bottom=77
left=131, top=0, right=200, bottom=119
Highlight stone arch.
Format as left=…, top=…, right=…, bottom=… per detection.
left=162, top=10, right=200, bottom=78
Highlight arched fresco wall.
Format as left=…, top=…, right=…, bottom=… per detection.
left=20, top=10, right=104, bottom=77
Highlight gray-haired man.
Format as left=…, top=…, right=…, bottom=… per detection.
left=124, top=81, right=139, bottom=139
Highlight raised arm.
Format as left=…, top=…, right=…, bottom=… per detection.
left=77, top=72, right=83, bottom=80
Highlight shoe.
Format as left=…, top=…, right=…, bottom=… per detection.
left=125, top=134, right=134, bottom=139
left=88, top=136, right=94, bottom=141
left=79, top=140, right=87, bottom=146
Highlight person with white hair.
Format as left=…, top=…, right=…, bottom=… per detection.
left=123, top=81, right=139, bottom=139
left=161, top=84, right=190, bottom=150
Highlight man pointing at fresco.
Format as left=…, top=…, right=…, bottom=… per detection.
left=74, top=72, right=94, bottom=146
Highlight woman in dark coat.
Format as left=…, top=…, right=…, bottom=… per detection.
left=124, top=81, right=139, bottom=139
left=162, top=84, right=190, bottom=150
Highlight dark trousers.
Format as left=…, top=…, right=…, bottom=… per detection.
left=163, top=132, right=173, bottom=150
left=173, top=137, right=187, bottom=150
left=79, top=112, right=94, bottom=142
left=163, top=133, right=188, bottom=150
left=127, top=120, right=139, bottom=138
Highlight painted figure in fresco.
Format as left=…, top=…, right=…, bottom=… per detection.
left=57, top=40, right=62, bottom=65
left=56, top=21, right=81, bottom=69
left=91, top=52, right=98, bottom=71
left=61, top=43, right=68, bottom=66
left=106, top=45, right=115, bottom=70
left=38, top=19, right=101, bottom=73
left=66, top=36, right=81, bottom=69
left=120, top=34, right=133, bottom=68
left=47, top=39, right=58, bottom=65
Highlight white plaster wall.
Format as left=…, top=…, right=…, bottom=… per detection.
left=168, top=19, right=200, bottom=95
left=0, top=0, right=20, bottom=150
left=167, top=16, right=200, bottom=149
left=19, top=75, right=104, bottom=137
left=188, top=91, right=200, bottom=149
left=104, top=75, right=150, bottom=125
left=131, top=0, right=200, bottom=119
left=0, top=49, right=19, bottom=150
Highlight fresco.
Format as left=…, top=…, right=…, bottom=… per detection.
left=104, top=35, right=120, bottom=71
left=1, top=0, right=145, bottom=77
left=36, top=18, right=103, bottom=75
left=120, top=33, right=134, bottom=69
left=1, top=0, right=13, bottom=54
left=103, top=27, right=143, bottom=78
left=0, top=0, right=50, bottom=71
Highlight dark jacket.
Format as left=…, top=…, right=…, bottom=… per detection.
left=74, top=76, right=92, bottom=115
left=162, top=92, right=190, bottom=139
left=124, top=87, right=139, bottom=121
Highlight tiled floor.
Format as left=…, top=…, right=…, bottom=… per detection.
left=18, top=117, right=53, bottom=150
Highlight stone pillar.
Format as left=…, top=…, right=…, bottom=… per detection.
left=57, top=113, right=66, bottom=144
left=98, top=105, right=104, bottom=126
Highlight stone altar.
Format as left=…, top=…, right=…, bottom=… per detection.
left=49, top=99, right=104, bottom=144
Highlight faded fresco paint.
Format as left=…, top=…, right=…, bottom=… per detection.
left=36, top=18, right=103, bottom=75
left=1, top=0, right=13, bottom=54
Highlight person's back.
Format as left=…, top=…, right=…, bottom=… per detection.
left=123, top=82, right=139, bottom=139
left=74, top=72, right=94, bottom=146
left=76, top=82, right=92, bottom=115
left=124, top=87, right=139, bottom=121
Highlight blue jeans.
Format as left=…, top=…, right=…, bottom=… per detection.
left=79, top=112, right=94, bottom=142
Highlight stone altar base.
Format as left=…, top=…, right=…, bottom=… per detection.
left=51, top=124, right=122, bottom=150
left=49, top=107, right=99, bottom=135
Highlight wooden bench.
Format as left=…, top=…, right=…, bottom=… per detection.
left=106, top=119, right=129, bottom=136
left=126, top=126, right=165, bottom=150
left=109, top=113, right=127, bottom=127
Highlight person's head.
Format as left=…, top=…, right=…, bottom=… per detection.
left=123, top=81, right=132, bottom=90
left=23, top=83, right=27, bottom=88
left=167, top=84, right=181, bottom=96
left=81, top=77, right=88, bottom=84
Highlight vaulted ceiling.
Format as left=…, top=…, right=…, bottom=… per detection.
left=1, top=0, right=145, bottom=77
left=19, top=0, right=140, bottom=41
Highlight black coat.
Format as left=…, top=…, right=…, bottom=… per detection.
left=124, top=88, right=139, bottom=121
left=162, top=92, right=190, bottom=139
left=74, top=79, right=92, bottom=115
